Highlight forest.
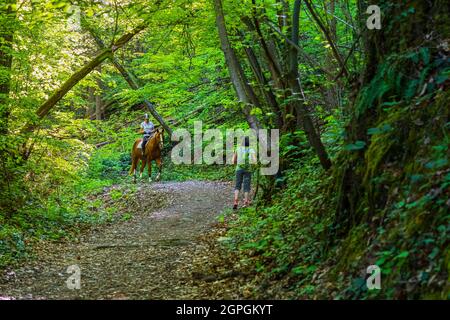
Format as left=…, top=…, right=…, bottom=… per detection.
left=0, top=0, right=449, bottom=300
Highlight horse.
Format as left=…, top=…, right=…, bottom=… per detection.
left=129, top=127, right=164, bottom=183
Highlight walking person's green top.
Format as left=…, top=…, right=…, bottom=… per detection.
left=235, top=145, right=256, bottom=172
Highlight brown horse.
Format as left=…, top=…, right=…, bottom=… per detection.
left=129, top=127, right=164, bottom=183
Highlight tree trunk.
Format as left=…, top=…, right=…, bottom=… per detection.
left=288, top=0, right=332, bottom=170
left=88, top=86, right=95, bottom=118
left=326, top=0, right=337, bottom=43
left=334, top=0, right=450, bottom=233
left=0, top=0, right=16, bottom=135
left=304, top=0, right=348, bottom=78
left=244, top=12, right=284, bottom=91
left=95, top=91, right=103, bottom=120
left=110, top=62, right=173, bottom=135
left=239, top=31, right=283, bottom=128
left=34, top=49, right=112, bottom=120
left=95, top=66, right=103, bottom=120
left=213, top=0, right=261, bottom=130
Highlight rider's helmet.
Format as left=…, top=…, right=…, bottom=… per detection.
left=144, top=113, right=149, bottom=119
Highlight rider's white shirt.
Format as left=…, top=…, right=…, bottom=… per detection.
left=141, top=121, right=154, bottom=135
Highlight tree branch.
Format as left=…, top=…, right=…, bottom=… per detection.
left=304, top=0, right=349, bottom=77
left=33, top=23, right=146, bottom=122
left=81, top=15, right=173, bottom=135
left=263, top=19, right=334, bottom=78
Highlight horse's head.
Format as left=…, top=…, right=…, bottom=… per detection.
left=154, top=127, right=164, bottom=150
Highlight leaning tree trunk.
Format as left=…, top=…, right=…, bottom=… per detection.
left=31, top=23, right=146, bottom=124
left=81, top=14, right=173, bottom=135
left=304, top=0, right=348, bottom=78
left=20, top=23, right=146, bottom=159
left=97, top=44, right=171, bottom=133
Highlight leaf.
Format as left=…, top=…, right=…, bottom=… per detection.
left=425, top=158, right=448, bottom=169
left=432, top=145, right=448, bottom=153
left=367, top=124, right=393, bottom=135
left=86, top=8, right=94, bottom=17
left=307, top=265, right=317, bottom=273
left=405, top=79, right=418, bottom=99
left=419, top=47, right=430, bottom=64
left=408, top=52, right=419, bottom=64
left=396, top=251, right=409, bottom=259
left=381, top=101, right=401, bottom=108
left=291, top=265, right=305, bottom=275
left=250, top=107, right=262, bottom=116
left=428, top=247, right=439, bottom=260
left=410, top=174, right=424, bottom=183
left=344, top=140, right=366, bottom=151
left=375, top=257, right=386, bottom=266
left=436, top=68, right=449, bottom=84
left=351, top=277, right=366, bottom=290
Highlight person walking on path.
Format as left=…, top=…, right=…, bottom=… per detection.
left=232, top=137, right=257, bottom=210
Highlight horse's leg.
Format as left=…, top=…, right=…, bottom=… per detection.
left=155, top=157, right=162, bottom=181
left=140, top=158, right=146, bottom=179
left=129, top=155, right=137, bottom=184
left=134, top=159, right=139, bottom=183
left=147, top=158, right=152, bottom=182
left=133, top=159, right=136, bottom=184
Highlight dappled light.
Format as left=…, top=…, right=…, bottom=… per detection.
left=0, top=0, right=448, bottom=302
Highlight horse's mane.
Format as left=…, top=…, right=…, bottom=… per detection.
left=145, top=129, right=163, bottom=152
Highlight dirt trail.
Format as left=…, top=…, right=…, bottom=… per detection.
left=0, top=181, right=235, bottom=300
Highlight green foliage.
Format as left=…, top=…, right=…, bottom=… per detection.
left=0, top=0, right=448, bottom=301
left=222, top=38, right=449, bottom=299
left=226, top=156, right=330, bottom=284
left=344, top=140, right=366, bottom=151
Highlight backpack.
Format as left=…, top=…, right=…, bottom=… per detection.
left=239, top=147, right=252, bottom=171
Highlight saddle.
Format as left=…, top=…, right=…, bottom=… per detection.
left=139, top=133, right=153, bottom=155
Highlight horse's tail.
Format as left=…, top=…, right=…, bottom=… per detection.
left=129, top=159, right=136, bottom=176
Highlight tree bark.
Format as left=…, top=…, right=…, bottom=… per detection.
left=95, top=66, right=103, bottom=120
left=239, top=30, right=283, bottom=128
left=95, top=90, right=103, bottom=120
left=0, top=0, right=16, bottom=135
left=213, top=0, right=261, bottom=130
left=245, top=8, right=284, bottom=89
left=288, top=0, right=332, bottom=170
left=243, top=15, right=289, bottom=129
left=334, top=0, right=450, bottom=233
left=263, top=19, right=334, bottom=79
left=88, top=86, right=95, bottom=118
left=34, top=49, right=112, bottom=120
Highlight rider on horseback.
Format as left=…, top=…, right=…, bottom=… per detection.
left=138, top=113, right=155, bottom=155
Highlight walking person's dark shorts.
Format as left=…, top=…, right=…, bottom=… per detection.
left=235, top=169, right=251, bottom=192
